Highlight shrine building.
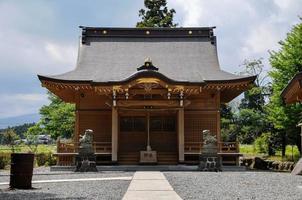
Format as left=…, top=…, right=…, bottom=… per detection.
left=38, top=27, right=256, bottom=166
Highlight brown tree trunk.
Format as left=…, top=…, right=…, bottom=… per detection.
left=281, top=133, right=286, bottom=157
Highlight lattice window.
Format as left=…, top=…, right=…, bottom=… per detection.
left=120, top=117, right=146, bottom=132
left=184, top=112, right=217, bottom=143
left=150, top=117, right=176, bottom=132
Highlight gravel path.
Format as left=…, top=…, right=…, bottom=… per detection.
left=2, top=169, right=302, bottom=199
left=164, top=171, right=302, bottom=200
left=0, top=170, right=133, bottom=183
left=0, top=166, right=68, bottom=176
left=0, top=171, right=133, bottom=200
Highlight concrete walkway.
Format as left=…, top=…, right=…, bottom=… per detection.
left=122, top=171, right=182, bottom=200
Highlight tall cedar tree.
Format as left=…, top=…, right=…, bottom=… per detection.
left=137, top=0, right=177, bottom=28
left=267, top=19, right=302, bottom=155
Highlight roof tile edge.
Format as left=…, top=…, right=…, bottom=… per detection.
left=79, top=26, right=216, bottom=44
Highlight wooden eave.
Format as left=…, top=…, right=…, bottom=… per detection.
left=39, top=75, right=255, bottom=103
left=281, top=72, right=302, bottom=104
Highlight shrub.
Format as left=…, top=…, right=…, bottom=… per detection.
left=0, top=154, right=10, bottom=169
left=254, top=133, right=270, bottom=154
left=35, top=153, right=56, bottom=166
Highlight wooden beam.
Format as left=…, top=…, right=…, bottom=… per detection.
left=117, top=100, right=190, bottom=107
left=129, top=88, right=167, bottom=95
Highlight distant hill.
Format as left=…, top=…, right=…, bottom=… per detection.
left=0, top=114, right=40, bottom=129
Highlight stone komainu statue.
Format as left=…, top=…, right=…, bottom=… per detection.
left=199, top=130, right=221, bottom=171
left=79, top=129, right=93, bottom=150
left=75, top=129, right=97, bottom=172
left=202, top=129, right=217, bottom=154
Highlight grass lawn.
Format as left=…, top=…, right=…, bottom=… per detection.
left=0, top=144, right=56, bottom=154
left=240, top=144, right=300, bottom=162
left=0, top=144, right=300, bottom=162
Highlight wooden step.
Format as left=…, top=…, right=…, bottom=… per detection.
left=118, top=152, right=178, bottom=165
left=118, top=152, right=140, bottom=164
left=157, top=152, right=178, bottom=164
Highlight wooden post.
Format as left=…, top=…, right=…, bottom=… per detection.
left=74, top=89, right=80, bottom=143
left=56, top=137, right=60, bottom=165
left=74, top=110, right=80, bottom=143
left=178, top=108, right=185, bottom=163
left=216, top=89, right=221, bottom=143
left=112, top=108, right=118, bottom=162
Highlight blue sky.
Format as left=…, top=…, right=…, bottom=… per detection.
left=0, top=0, right=301, bottom=119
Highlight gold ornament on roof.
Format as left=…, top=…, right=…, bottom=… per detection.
left=145, top=57, right=152, bottom=64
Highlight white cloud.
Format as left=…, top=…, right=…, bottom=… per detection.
left=44, top=42, right=77, bottom=69
left=0, top=1, right=77, bottom=75
left=0, top=93, right=49, bottom=119
left=0, top=1, right=77, bottom=119
left=0, top=0, right=302, bottom=119
left=242, top=24, right=279, bottom=56
left=0, top=30, right=77, bottom=75
left=170, top=0, right=255, bottom=27
left=170, top=0, right=302, bottom=73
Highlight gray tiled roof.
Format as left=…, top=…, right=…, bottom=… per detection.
left=42, top=36, right=248, bottom=83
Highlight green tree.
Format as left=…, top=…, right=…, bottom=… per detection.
left=25, top=122, right=44, bottom=153
left=137, top=0, right=177, bottom=28
left=221, top=59, right=270, bottom=145
left=221, top=103, right=237, bottom=142
left=0, top=123, right=35, bottom=140
left=236, top=108, right=266, bottom=144
left=1, top=129, right=20, bottom=152
left=239, top=58, right=269, bottom=112
left=233, top=59, right=270, bottom=145
left=267, top=19, right=302, bottom=155
left=35, top=92, right=75, bottom=139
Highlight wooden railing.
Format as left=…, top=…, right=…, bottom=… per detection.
left=218, top=141, right=239, bottom=153
left=57, top=140, right=112, bottom=154
left=93, top=142, right=112, bottom=154
left=184, top=141, right=239, bottom=154
left=55, top=140, right=112, bottom=166
left=184, top=142, right=203, bottom=154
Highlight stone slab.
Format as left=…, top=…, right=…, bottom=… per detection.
left=291, top=158, right=302, bottom=175
left=133, top=171, right=166, bottom=180
left=127, top=180, right=173, bottom=191
left=123, top=171, right=182, bottom=200
left=123, top=191, right=182, bottom=200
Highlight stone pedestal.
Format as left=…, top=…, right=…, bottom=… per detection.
left=75, top=146, right=98, bottom=172
left=199, top=143, right=221, bottom=171
left=198, top=153, right=221, bottom=172
left=75, top=153, right=97, bottom=172
left=199, top=130, right=221, bottom=172
left=140, top=151, right=157, bottom=164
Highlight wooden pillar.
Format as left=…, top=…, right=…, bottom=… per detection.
left=216, top=89, right=221, bottom=143
left=74, top=110, right=80, bottom=143
left=74, top=89, right=80, bottom=143
left=112, top=108, right=118, bottom=162
left=178, top=108, right=185, bottom=163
